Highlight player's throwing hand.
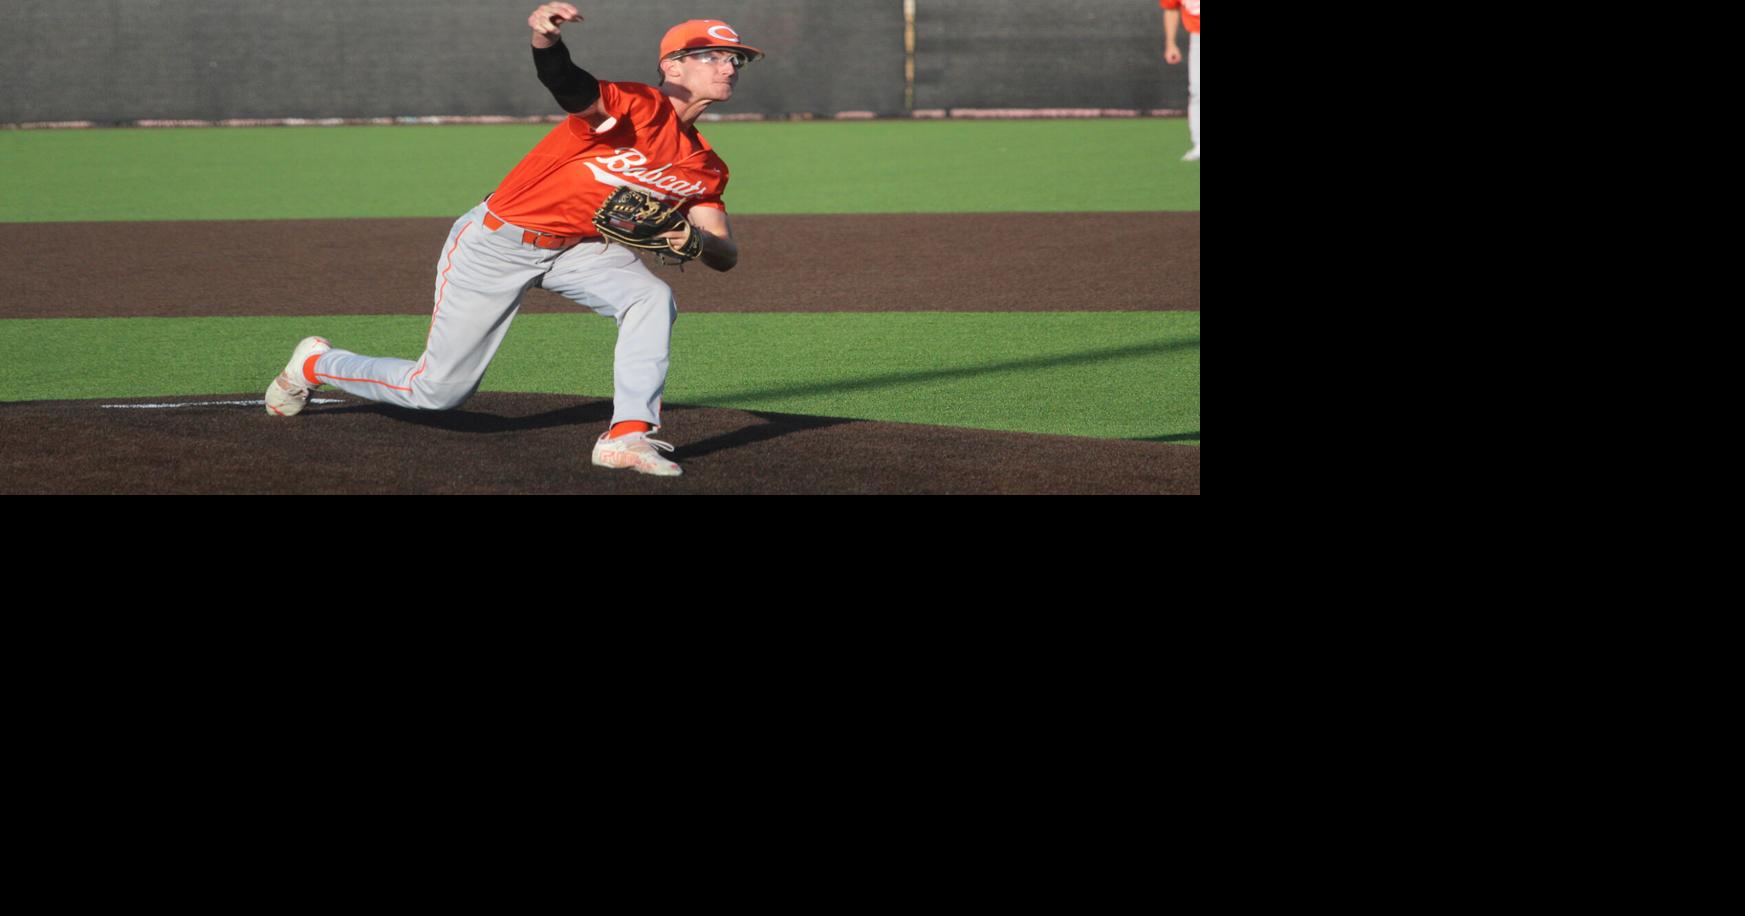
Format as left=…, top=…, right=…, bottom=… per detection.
left=529, top=3, right=583, bottom=43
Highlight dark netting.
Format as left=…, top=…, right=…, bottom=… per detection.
left=1, top=0, right=906, bottom=123
left=2, top=1, right=1187, bottom=124
left=914, top=0, right=1182, bottom=111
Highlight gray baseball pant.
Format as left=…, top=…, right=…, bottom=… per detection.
left=1188, top=32, right=1201, bottom=151
left=311, top=201, right=676, bottom=427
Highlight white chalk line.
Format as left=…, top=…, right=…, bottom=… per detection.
left=101, top=398, right=348, bottom=410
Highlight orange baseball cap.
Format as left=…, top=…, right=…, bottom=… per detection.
left=659, top=20, right=764, bottom=62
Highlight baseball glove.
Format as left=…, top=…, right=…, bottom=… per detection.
left=592, top=186, right=704, bottom=266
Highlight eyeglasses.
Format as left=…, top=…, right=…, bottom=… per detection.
left=676, top=49, right=751, bottom=68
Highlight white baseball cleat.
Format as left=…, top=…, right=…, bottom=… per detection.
left=1181, top=147, right=1200, bottom=162
left=591, top=430, right=683, bottom=476
left=264, top=336, right=331, bottom=417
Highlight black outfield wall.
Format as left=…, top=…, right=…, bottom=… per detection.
left=2, top=0, right=1187, bottom=123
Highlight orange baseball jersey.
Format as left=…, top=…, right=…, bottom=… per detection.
left=487, top=80, right=730, bottom=237
left=1160, top=0, right=1201, bottom=33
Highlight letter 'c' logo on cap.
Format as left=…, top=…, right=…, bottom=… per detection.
left=707, top=25, right=740, bottom=43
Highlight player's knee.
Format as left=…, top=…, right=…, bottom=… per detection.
left=623, top=279, right=677, bottom=322
left=637, top=276, right=674, bottom=305
left=428, top=391, right=472, bottom=411
left=412, top=378, right=474, bottom=411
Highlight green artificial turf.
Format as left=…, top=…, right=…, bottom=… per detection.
left=1, top=120, right=1201, bottom=448
left=0, top=313, right=1200, bottom=443
left=0, top=119, right=1200, bottom=221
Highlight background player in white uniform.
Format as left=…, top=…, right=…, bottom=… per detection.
left=263, top=5, right=758, bottom=478
left=1161, top=0, right=1200, bottom=161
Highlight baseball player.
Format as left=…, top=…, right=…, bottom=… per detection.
left=264, top=4, right=761, bottom=477
left=1160, top=0, right=1200, bottom=161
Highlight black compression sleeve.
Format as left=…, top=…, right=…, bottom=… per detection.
left=532, top=38, right=601, bottom=113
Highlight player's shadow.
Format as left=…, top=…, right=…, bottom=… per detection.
left=322, top=398, right=613, bottom=433
left=665, top=408, right=860, bottom=460
left=688, top=338, right=1198, bottom=405
left=310, top=338, right=1196, bottom=444
left=325, top=397, right=856, bottom=460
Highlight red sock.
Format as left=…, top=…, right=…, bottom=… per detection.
left=302, top=354, right=323, bottom=386
left=609, top=421, right=652, bottom=439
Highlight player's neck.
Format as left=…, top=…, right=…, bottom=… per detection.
left=661, top=86, right=714, bottom=127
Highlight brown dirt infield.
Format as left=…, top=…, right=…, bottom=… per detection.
left=0, top=393, right=1199, bottom=495
left=0, top=212, right=1199, bottom=318
left=1, top=212, right=1199, bottom=494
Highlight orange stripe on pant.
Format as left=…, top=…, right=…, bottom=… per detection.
left=313, top=373, right=414, bottom=393
left=411, top=220, right=477, bottom=390
left=309, top=222, right=474, bottom=396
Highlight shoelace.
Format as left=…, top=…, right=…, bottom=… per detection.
left=615, top=433, right=675, bottom=454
